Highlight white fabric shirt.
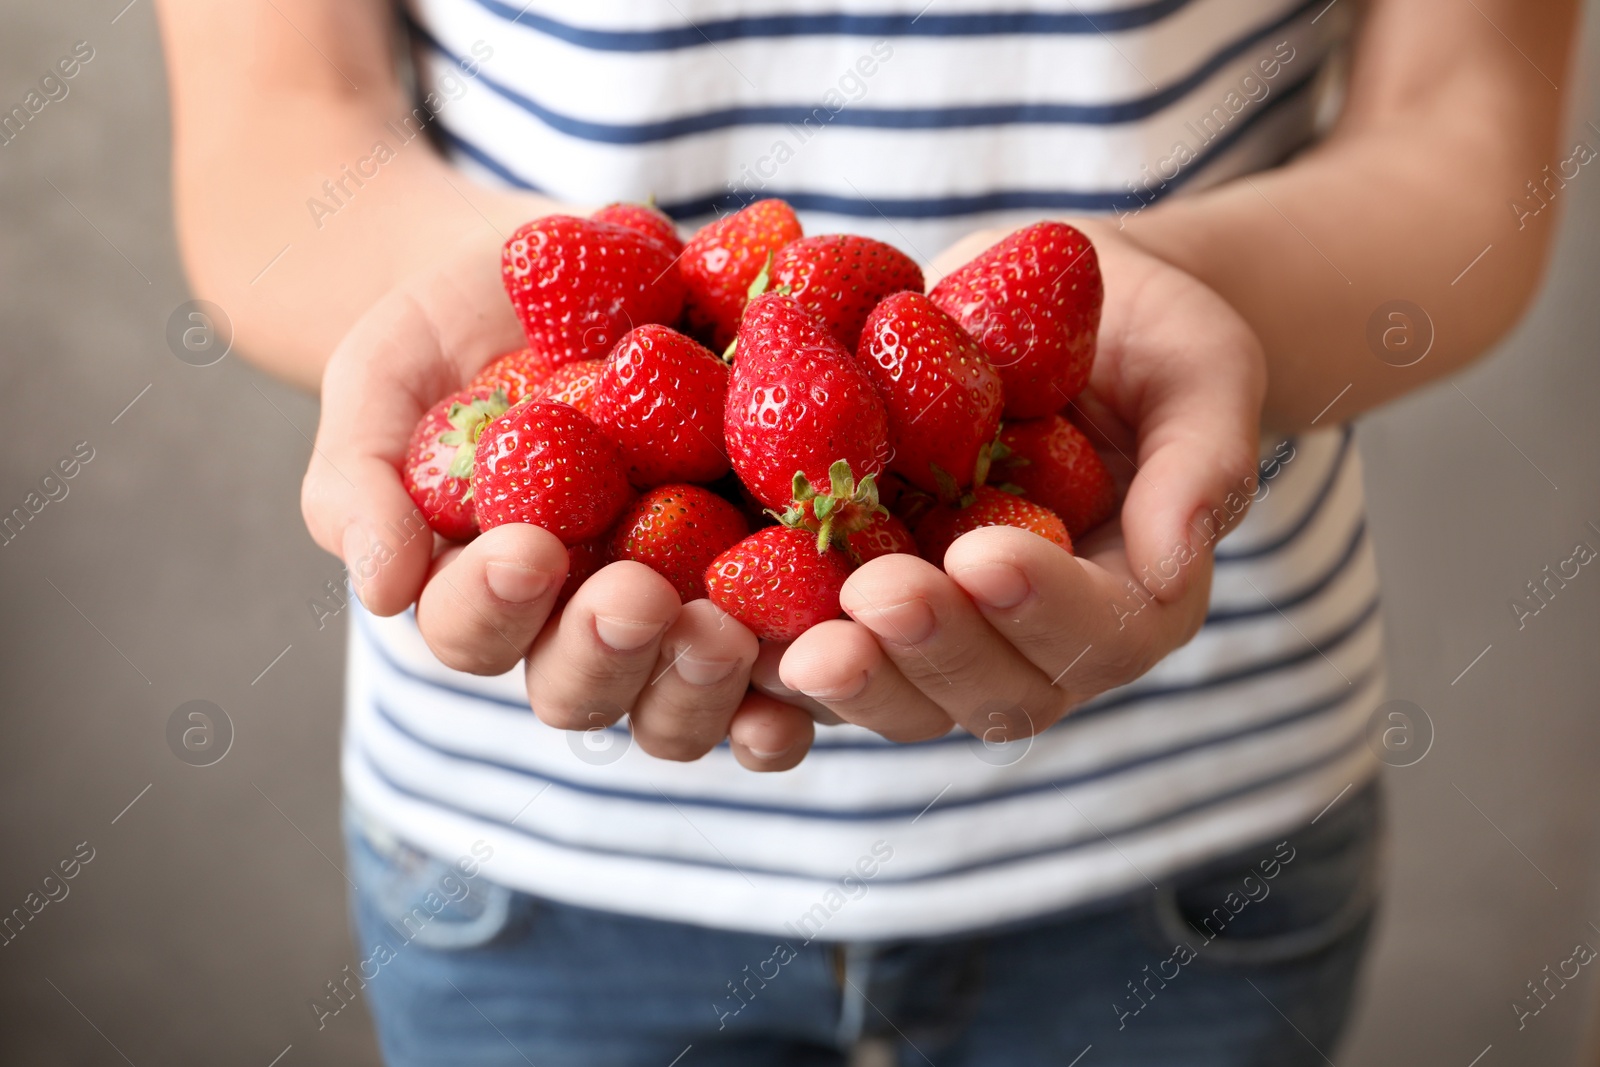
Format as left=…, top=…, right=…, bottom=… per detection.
left=342, top=0, right=1383, bottom=938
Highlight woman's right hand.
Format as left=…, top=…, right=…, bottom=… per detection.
left=300, top=231, right=816, bottom=771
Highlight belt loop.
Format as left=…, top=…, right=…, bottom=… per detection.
left=835, top=942, right=874, bottom=1049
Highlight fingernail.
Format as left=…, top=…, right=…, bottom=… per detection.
left=799, top=671, right=869, bottom=702
left=747, top=741, right=793, bottom=761
left=485, top=560, right=556, bottom=604
left=951, top=562, right=1031, bottom=609
left=594, top=615, right=665, bottom=652
left=851, top=598, right=936, bottom=646
left=674, top=652, right=739, bottom=687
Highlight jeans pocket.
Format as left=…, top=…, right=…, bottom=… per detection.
left=344, top=805, right=520, bottom=952
left=1147, top=780, right=1385, bottom=968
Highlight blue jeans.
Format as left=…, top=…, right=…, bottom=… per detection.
left=342, top=783, right=1381, bottom=1066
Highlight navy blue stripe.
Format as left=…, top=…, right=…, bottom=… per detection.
left=1217, top=427, right=1353, bottom=562
left=1068, top=594, right=1380, bottom=725
left=354, top=592, right=1380, bottom=751
left=436, top=57, right=1319, bottom=219
left=464, top=0, right=1208, bottom=50
left=367, top=662, right=1375, bottom=820
left=1206, top=519, right=1367, bottom=624
left=354, top=725, right=1372, bottom=885
left=416, top=0, right=1315, bottom=141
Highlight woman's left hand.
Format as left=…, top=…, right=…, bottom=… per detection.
left=768, top=221, right=1267, bottom=744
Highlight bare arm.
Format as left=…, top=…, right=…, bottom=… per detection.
left=1122, top=0, right=1580, bottom=430
left=155, top=0, right=561, bottom=389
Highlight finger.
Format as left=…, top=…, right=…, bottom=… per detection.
left=414, top=523, right=571, bottom=675
left=941, top=525, right=1207, bottom=707
left=524, top=561, right=681, bottom=731
left=727, top=692, right=815, bottom=772
left=748, top=641, right=845, bottom=726
left=302, top=449, right=439, bottom=619
left=838, top=554, right=1065, bottom=741
left=1107, top=291, right=1263, bottom=604
left=302, top=246, right=522, bottom=617
left=629, top=600, right=759, bottom=762
left=780, top=620, right=952, bottom=743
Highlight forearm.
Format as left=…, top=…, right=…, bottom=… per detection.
left=1118, top=0, right=1579, bottom=431
left=157, top=0, right=559, bottom=390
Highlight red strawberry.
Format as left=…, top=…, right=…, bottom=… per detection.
left=557, top=539, right=607, bottom=608
left=765, top=234, right=924, bottom=350
left=593, top=201, right=683, bottom=256
left=995, top=415, right=1119, bottom=538
left=846, top=511, right=917, bottom=564
left=472, top=400, right=632, bottom=545
left=588, top=325, right=729, bottom=488
left=856, top=291, right=1004, bottom=498
left=470, top=345, right=560, bottom=405
left=502, top=215, right=684, bottom=366
left=914, top=485, right=1072, bottom=563
left=539, top=359, right=604, bottom=413
left=608, top=484, right=750, bottom=602
left=679, top=199, right=803, bottom=350
left=725, top=294, right=890, bottom=530
left=929, top=222, right=1102, bottom=418
left=402, top=388, right=510, bottom=541
left=705, top=526, right=853, bottom=642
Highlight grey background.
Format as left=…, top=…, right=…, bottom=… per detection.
left=1, top=2, right=1597, bottom=1064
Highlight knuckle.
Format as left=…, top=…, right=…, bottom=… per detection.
left=634, top=729, right=718, bottom=763
left=532, top=700, right=606, bottom=732
left=427, top=634, right=517, bottom=677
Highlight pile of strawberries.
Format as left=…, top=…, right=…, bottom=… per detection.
left=402, top=198, right=1118, bottom=642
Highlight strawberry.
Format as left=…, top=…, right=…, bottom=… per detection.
left=704, top=526, right=854, bottom=642
left=914, top=485, right=1072, bottom=563
left=995, top=415, right=1119, bottom=538
left=402, top=388, right=510, bottom=541
left=588, top=325, right=730, bottom=488
left=764, top=234, right=924, bottom=350
left=679, top=199, right=803, bottom=350
left=856, top=291, right=1004, bottom=498
left=469, top=345, right=560, bottom=405
left=608, top=484, right=750, bottom=602
left=593, top=201, right=683, bottom=256
left=539, top=359, right=604, bottom=413
left=929, top=221, right=1102, bottom=418
left=557, top=539, right=607, bottom=608
left=846, top=511, right=917, bottom=564
left=725, top=294, right=890, bottom=529
left=472, top=399, right=632, bottom=545
left=502, top=215, right=685, bottom=366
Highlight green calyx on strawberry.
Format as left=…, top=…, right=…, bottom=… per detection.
left=774, top=459, right=888, bottom=553
left=724, top=292, right=890, bottom=513
left=438, top=389, right=511, bottom=481
left=404, top=387, right=512, bottom=542
left=926, top=432, right=1022, bottom=509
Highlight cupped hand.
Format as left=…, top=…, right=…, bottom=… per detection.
left=299, top=230, right=813, bottom=771
left=773, top=221, right=1267, bottom=744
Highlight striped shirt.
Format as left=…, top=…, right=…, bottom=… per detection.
left=342, top=0, right=1383, bottom=938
